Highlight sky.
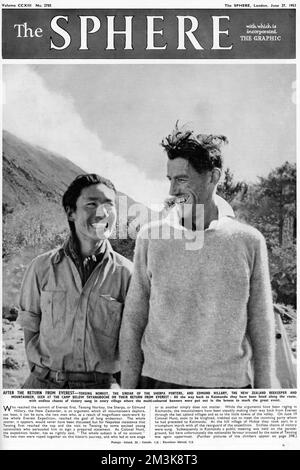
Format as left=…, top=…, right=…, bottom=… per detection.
left=3, top=64, right=296, bottom=206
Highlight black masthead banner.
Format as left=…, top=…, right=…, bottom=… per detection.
left=2, top=8, right=296, bottom=59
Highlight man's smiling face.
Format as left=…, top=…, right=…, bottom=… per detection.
left=69, top=183, right=117, bottom=243
left=167, top=157, right=214, bottom=222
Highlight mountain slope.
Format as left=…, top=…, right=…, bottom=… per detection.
left=2, top=130, right=138, bottom=212
left=3, top=131, right=86, bottom=209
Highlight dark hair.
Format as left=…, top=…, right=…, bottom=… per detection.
left=161, top=122, right=228, bottom=174
left=62, top=173, right=116, bottom=215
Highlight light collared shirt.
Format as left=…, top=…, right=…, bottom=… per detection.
left=18, top=239, right=132, bottom=374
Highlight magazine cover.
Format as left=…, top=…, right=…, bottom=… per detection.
left=0, top=0, right=298, bottom=457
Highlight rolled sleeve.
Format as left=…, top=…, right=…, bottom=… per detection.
left=18, top=310, right=41, bottom=332
left=18, top=259, right=42, bottom=333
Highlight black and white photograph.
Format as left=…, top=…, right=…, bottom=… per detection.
left=0, top=0, right=298, bottom=453
left=2, top=63, right=296, bottom=390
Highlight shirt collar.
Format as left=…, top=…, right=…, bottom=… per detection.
left=214, top=194, right=235, bottom=218
left=165, top=194, right=235, bottom=231
left=64, top=232, right=107, bottom=262
left=53, top=233, right=111, bottom=264
left=206, top=195, right=234, bottom=230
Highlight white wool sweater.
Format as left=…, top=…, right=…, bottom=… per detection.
left=120, top=216, right=277, bottom=388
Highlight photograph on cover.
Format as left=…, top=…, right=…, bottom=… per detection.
left=2, top=64, right=296, bottom=390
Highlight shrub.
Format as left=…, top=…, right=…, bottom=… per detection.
left=3, top=202, right=68, bottom=259
left=269, top=242, right=296, bottom=307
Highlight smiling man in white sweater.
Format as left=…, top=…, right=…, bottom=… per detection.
left=120, top=125, right=278, bottom=389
